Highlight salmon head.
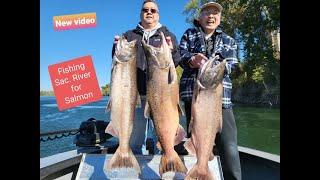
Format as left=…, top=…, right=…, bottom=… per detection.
left=141, top=32, right=173, bottom=70
left=197, top=58, right=226, bottom=89
left=114, top=36, right=137, bottom=63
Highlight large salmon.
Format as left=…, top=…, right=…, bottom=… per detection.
left=104, top=36, right=141, bottom=174
left=184, top=58, right=226, bottom=180
left=142, top=32, right=187, bottom=176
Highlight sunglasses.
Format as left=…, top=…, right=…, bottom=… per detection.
left=141, top=8, right=158, bottom=14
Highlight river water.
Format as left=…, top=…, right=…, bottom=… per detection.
left=40, top=96, right=279, bottom=158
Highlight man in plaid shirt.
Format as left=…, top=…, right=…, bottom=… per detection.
left=179, top=2, right=241, bottom=180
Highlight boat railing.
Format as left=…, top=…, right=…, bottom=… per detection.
left=40, top=128, right=80, bottom=142
left=238, top=146, right=280, bottom=163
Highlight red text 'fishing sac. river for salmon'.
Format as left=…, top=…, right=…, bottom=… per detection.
left=48, top=55, right=102, bottom=111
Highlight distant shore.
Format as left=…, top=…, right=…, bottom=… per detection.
left=40, top=89, right=109, bottom=97
left=40, top=90, right=54, bottom=96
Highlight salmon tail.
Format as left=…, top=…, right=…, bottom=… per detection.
left=105, top=148, right=141, bottom=175
left=159, top=152, right=187, bottom=176
left=185, top=164, right=214, bottom=180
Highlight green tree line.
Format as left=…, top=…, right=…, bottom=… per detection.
left=101, top=84, right=110, bottom=96
left=40, top=90, right=55, bottom=96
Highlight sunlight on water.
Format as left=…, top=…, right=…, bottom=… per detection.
left=40, top=97, right=280, bottom=158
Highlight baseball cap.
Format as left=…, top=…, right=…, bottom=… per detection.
left=200, top=2, right=223, bottom=13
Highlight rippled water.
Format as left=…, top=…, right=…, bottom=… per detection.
left=40, top=96, right=280, bottom=158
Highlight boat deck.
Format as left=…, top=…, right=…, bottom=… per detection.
left=40, top=145, right=280, bottom=180
left=75, top=154, right=223, bottom=179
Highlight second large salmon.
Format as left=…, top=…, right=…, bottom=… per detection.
left=142, top=32, right=187, bottom=177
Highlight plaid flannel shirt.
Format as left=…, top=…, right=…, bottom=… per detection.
left=179, top=26, right=238, bottom=109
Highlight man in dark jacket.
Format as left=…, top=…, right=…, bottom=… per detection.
left=111, top=0, right=180, bottom=154
left=179, top=2, right=241, bottom=180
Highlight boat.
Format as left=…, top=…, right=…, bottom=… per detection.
left=40, top=125, right=280, bottom=180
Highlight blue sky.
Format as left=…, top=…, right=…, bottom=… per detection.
left=40, top=0, right=191, bottom=91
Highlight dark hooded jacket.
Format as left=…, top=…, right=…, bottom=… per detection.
left=112, top=24, right=180, bottom=95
